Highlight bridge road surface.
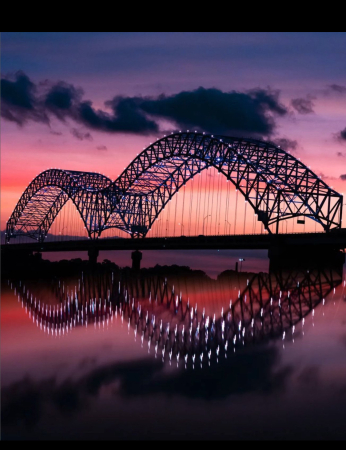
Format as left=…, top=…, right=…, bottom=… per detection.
left=3, top=230, right=346, bottom=254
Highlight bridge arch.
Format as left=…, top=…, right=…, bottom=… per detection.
left=5, top=169, right=113, bottom=242
left=105, top=132, right=343, bottom=237
left=6, top=132, right=343, bottom=242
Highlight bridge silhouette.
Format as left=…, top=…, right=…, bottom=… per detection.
left=4, top=132, right=346, bottom=265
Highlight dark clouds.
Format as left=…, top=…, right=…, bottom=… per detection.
left=43, top=79, right=155, bottom=134
left=1, top=72, right=34, bottom=108
left=122, top=87, right=288, bottom=136
left=340, top=174, right=346, bottom=181
left=45, top=81, right=83, bottom=121
left=78, top=98, right=158, bottom=133
left=1, top=72, right=289, bottom=138
left=1, top=71, right=158, bottom=134
left=1, top=71, right=48, bottom=125
left=328, top=84, right=346, bottom=94
left=338, top=128, right=346, bottom=141
left=96, top=145, right=107, bottom=151
left=291, top=96, right=315, bottom=114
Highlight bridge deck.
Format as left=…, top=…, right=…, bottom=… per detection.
left=2, top=230, right=346, bottom=254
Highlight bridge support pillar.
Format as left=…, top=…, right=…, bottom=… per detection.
left=88, top=248, right=99, bottom=265
left=131, top=250, right=142, bottom=271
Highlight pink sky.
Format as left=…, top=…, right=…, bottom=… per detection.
left=1, top=33, right=346, bottom=233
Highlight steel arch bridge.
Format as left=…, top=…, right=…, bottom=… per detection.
left=5, top=132, right=343, bottom=243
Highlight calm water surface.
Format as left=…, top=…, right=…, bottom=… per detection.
left=2, top=256, right=346, bottom=440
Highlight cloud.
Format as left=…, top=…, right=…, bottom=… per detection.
left=1, top=71, right=48, bottom=125
left=133, top=86, right=288, bottom=136
left=274, top=137, right=298, bottom=151
left=96, top=145, right=107, bottom=151
left=337, top=152, right=345, bottom=157
left=50, top=130, right=62, bottom=136
left=328, top=84, right=346, bottom=94
left=1, top=72, right=157, bottom=135
left=78, top=98, right=158, bottom=133
left=70, top=128, right=93, bottom=141
left=1, top=72, right=288, bottom=138
left=44, top=79, right=156, bottom=135
left=338, top=128, right=346, bottom=141
left=291, top=96, right=315, bottom=114
left=45, top=81, right=83, bottom=121
left=340, top=174, right=346, bottom=181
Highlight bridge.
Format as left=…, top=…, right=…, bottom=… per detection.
left=4, top=132, right=345, bottom=265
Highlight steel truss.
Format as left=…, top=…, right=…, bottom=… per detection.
left=6, top=132, right=343, bottom=242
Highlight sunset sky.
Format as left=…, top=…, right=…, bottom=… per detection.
left=1, top=32, right=346, bottom=232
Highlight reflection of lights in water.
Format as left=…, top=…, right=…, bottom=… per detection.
left=6, top=265, right=344, bottom=370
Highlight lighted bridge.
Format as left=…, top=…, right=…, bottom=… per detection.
left=6, top=132, right=344, bottom=244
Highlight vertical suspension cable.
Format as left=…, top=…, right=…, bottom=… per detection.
left=225, top=179, right=230, bottom=235
left=222, top=180, right=228, bottom=234
left=216, top=170, right=221, bottom=234
left=214, top=169, right=218, bottom=235
left=64, top=200, right=67, bottom=240
left=244, top=200, right=247, bottom=235
left=209, top=168, right=214, bottom=234
left=73, top=202, right=76, bottom=239
left=160, top=208, right=164, bottom=237
left=207, top=169, right=213, bottom=235
left=60, top=200, right=64, bottom=241
left=195, top=166, right=201, bottom=235
left=181, top=183, right=186, bottom=236
left=214, top=169, right=218, bottom=234
left=72, top=204, right=75, bottom=239
left=71, top=202, right=74, bottom=239
left=188, top=175, right=194, bottom=236
left=167, top=193, right=171, bottom=236
left=67, top=200, right=70, bottom=240
left=202, top=169, right=208, bottom=234
left=173, top=187, right=178, bottom=237
left=195, top=166, right=202, bottom=235
left=74, top=204, right=77, bottom=239
left=201, top=169, right=205, bottom=234
left=234, top=190, right=238, bottom=235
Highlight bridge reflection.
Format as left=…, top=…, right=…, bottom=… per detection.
left=8, top=263, right=344, bottom=367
